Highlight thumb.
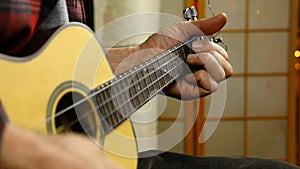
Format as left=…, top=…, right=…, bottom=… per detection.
left=192, top=13, right=227, bottom=35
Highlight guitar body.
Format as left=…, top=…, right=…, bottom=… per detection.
left=0, top=23, right=137, bottom=169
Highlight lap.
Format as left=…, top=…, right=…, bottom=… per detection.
left=138, top=150, right=299, bottom=169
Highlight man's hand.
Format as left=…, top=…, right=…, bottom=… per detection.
left=139, top=13, right=233, bottom=99
left=108, top=13, right=232, bottom=100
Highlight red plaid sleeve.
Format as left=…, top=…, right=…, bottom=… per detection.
left=0, top=0, right=42, bottom=55
left=66, top=0, right=86, bottom=24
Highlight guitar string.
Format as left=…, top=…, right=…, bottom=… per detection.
left=49, top=35, right=197, bottom=120
left=61, top=55, right=185, bottom=134
left=63, top=3, right=228, bottom=133
left=56, top=49, right=186, bottom=133
left=33, top=37, right=192, bottom=131
left=93, top=48, right=184, bottom=115
left=33, top=23, right=212, bottom=134
left=66, top=57, right=184, bottom=132
left=33, top=3, right=228, bottom=135
left=98, top=57, right=185, bottom=129
left=85, top=0, right=214, bottom=128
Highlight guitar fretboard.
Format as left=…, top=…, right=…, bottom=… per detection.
left=91, top=36, right=198, bottom=134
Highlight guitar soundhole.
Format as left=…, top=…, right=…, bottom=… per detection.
left=54, top=92, right=98, bottom=137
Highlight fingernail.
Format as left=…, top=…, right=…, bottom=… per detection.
left=187, top=54, right=195, bottom=62
left=192, top=40, right=204, bottom=48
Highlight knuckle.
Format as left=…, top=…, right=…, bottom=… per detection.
left=226, top=64, right=234, bottom=78
left=211, top=83, right=218, bottom=92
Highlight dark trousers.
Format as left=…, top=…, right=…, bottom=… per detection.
left=138, top=151, right=300, bottom=169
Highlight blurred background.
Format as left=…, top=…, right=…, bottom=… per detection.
left=92, top=0, right=299, bottom=166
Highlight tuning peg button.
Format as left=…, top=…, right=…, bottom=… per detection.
left=190, top=6, right=198, bottom=20
left=183, top=8, right=192, bottom=21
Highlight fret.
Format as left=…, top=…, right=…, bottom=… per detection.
left=123, top=76, right=134, bottom=117
left=136, top=72, right=146, bottom=103
left=163, top=71, right=170, bottom=85
left=154, top=59, right=164, bottom=89
left=103, top=88, right=111, bottom=101
left=141, top=72, right=150, bottom=103
left=131, top=97, right=138, bottom=110
left=143, top=68, right=153, bottom=92
left=122, top=73, right=130, bottom=89
left=149, top=73, right=155, bottom=92
left=108, top=104, right=118, bottom=124
left=158, top=55, right=166, bottom=69
left=122, top=75, right=131, bottom=105
left=158, top=69, right=165, bottom=89
left=180, top=46, right=187, bottom=61
left=140, top=69, right=147, bottom=90
left=114, top=112, right=122, bottom=125
left=152, top=71, right=160, bottom=90
left=112, top=80, right=128, bottom=122
left=128, top=76, right=139, bottom=109
left=131, top=74, right=138, bottom=98
left=140, top=71, right=148, bottom=101
left=169, top=52, right=179, bottom=78
left=104, top=115, right=113, bottom=130
left=132, top=89, right=141, bottom=109
left=103, top=103, right=114, bottom=128
left=93, top=91, right=104, bottom=118
left=123, top=98, right=133, bottom=118
left=136, top=72, right=142, bottom=91
left=107, top=99, right=115, bottom=114
left=140, top=72, right=151, bottom=102
left=100, top=117, right=110, bottom=133
left=117, top=78, right=129, bottom=116
left=129, top=86, right=135, bottom=104
left=102, top=88, right=119, bottom=129
left=152, top=58, right=161, bottom=85
left=100, top=97, right=109, bottom=113
left=111, top=113, right=119, bottom=127
left=133, top=83, right=139, bottom=99
left=146, top=86, right=152, bottom=101
left=172, top=57, right=182, bottom=75
left=161, top=66, right=169, bottom=88
left=106, top=114, right=116, bottom=129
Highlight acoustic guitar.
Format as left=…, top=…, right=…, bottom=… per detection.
left=0, top=22, right=206, bottom=168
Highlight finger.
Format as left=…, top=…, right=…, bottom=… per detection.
left=192, top=40, right=228, bottom=60
left=188, top=41, right=233, bottom=80
left=192, top=13, right=227, bottom=35
left=187, top=53, right=227, bottom=82
left=209, top=50, right=233, bottom=78
left=184, top=70, right=218, bottom=93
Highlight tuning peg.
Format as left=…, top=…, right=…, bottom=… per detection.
left=190, top=6, right=198, bottom=20
left=183, top=8, right=192, bottom=21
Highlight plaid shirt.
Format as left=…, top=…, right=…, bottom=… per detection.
left=66, top=0, right=86, bottom=23
left=0, top=0, right=86, bottom=55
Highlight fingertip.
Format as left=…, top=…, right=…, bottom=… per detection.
left=218, top=12, right=227, bottom=23
left=219, top=12, right=227, bottom=19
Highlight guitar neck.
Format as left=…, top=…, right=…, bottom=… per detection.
left=92, top=36, right=198, bottom=134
